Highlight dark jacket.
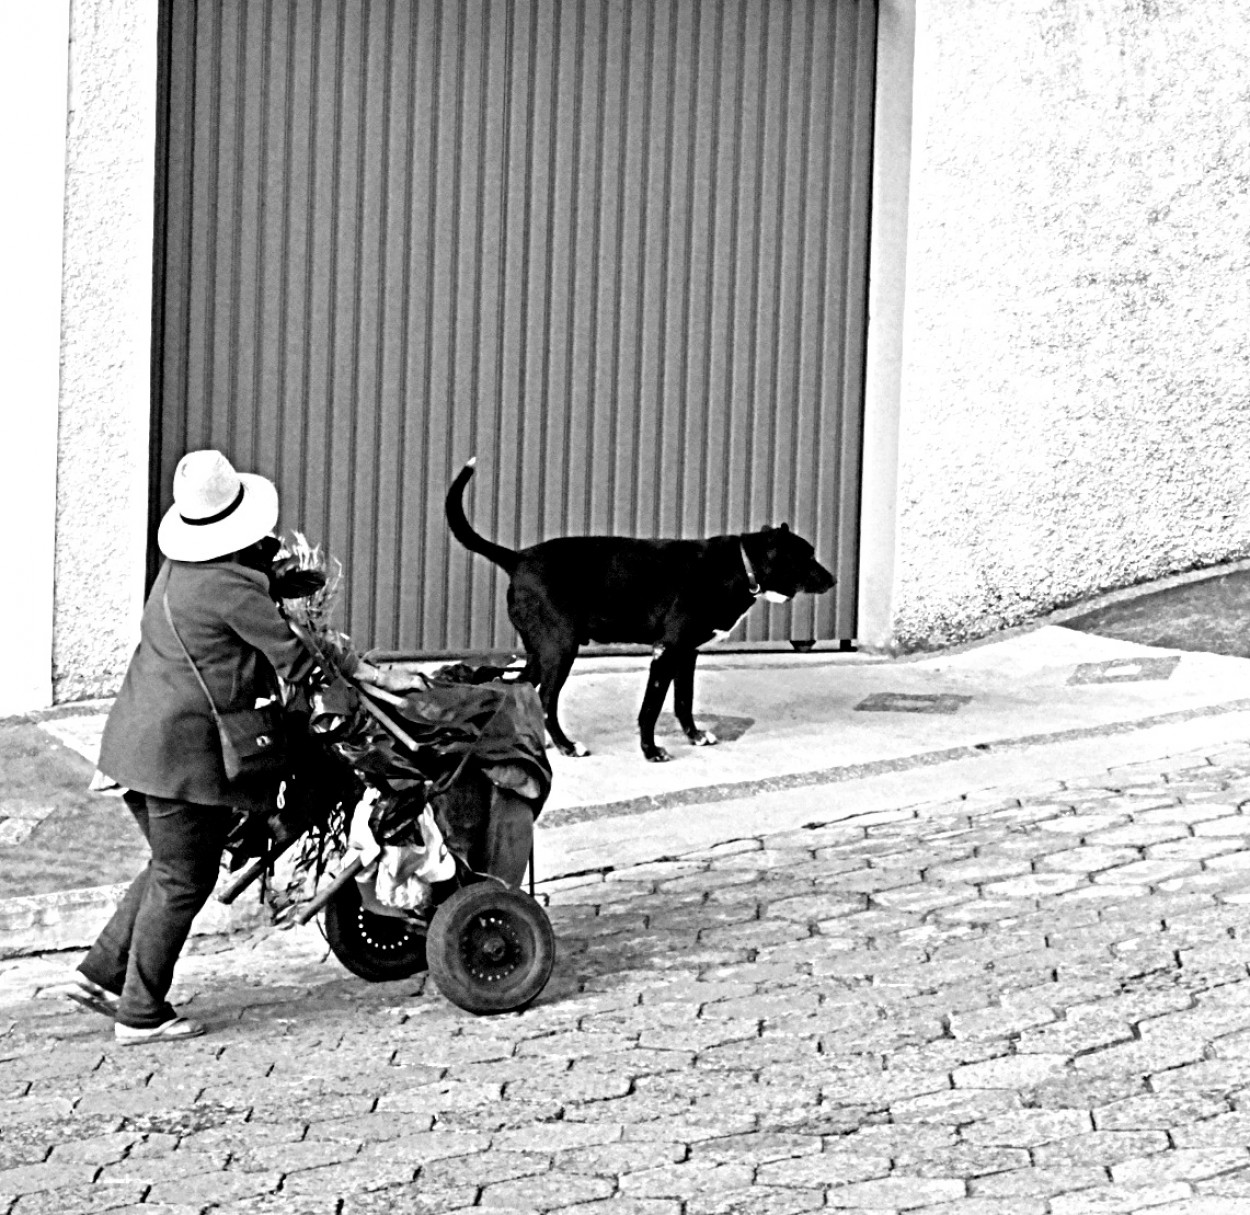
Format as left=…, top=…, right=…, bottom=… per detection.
left=99, top=559, right=316, bottom=806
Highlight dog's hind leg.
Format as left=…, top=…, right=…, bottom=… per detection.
left=638, top=644, right=683, bottom=762
left=531, top=638, right=589, bottom=758
left=673, top=649, right=717, bottom=748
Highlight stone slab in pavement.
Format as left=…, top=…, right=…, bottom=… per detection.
left=4, top=733, right=1250, bottom=1213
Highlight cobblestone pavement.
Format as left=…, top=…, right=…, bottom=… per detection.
left=4, top=739, right=1250, bottom=1214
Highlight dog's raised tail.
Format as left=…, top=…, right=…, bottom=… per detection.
left=445, top=458, right=520, bottom=574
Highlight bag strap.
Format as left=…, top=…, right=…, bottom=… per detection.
left=162, top=590, right=224, bottom=729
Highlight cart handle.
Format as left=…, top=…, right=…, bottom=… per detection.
left=292, top=855, right=366, bottom=926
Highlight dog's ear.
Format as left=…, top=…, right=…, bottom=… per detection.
left=779, top=522, right=790, bottom=533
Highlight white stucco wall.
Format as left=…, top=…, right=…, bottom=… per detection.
left=0, top=3, right=71, bottom=716
left=888, top=0, right=1250, bottom=650
left=54, top=0, right=157, bottom=700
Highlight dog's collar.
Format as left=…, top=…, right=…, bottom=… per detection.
left=739, top=541, right=763, bottom=597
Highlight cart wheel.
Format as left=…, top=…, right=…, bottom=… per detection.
left=427, top=882, right=555, bottom=1015
left=323, top=878, right=428, bottom=982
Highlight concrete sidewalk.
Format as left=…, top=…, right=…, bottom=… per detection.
left=6, top=590, right=1250, bottom=957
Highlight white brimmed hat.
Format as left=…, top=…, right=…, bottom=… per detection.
left=157, top=450, right=279, bottom=563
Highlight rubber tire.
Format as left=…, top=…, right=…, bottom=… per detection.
left=426, top=882, right=555, bottom=1015
left=323, top=877, right=429, bottom=982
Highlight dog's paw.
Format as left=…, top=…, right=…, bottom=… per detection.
left=563, top=741, right=591, bottom=758
left=644, top=746, right=671, bottom=763
left=688, top=729, right=719, bottom=747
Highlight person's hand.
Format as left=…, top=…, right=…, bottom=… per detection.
left=269, top=556, right=327, bottom=600
left=352, top=661, right=422, bottom=694
left=271, top=567, right=327, bottom=599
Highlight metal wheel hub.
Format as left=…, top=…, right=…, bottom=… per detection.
left=462, top=912, right=525, bottom=982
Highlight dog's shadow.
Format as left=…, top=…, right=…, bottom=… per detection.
left=659, top=712, right=755, bottom=743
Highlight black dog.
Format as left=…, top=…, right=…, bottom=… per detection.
left=446, top=459, right=835, bottom=762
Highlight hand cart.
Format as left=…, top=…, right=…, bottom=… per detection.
left=217, top=633, right=556, bottom=1017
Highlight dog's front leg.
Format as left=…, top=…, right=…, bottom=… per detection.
left=638, top=645, right=680, bottom=762
left=673, top=649, right=717, bottom=748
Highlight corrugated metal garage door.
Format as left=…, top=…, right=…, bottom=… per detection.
left=152, top=0, right=877, bottom=654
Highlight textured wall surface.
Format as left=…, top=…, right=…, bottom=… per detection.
left=51, top=0, right=1250, bottom=692
left=54, top=0, right=156, bottom=700
left=890, top=0, right=1250, bottom=649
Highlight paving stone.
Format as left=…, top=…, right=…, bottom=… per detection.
left=1193, top=1168, right=1250, bottom=1199
left=910, top=1200, right=1049, bottom=1215
left=0, top=1160, right=96, bottom=1197
left=893, top=1142, right=1031, bottom=1178
left=1147, top=838, right=1241, bottom=861
left=43, top=1131, right=136, bottom=1167
left=969, top=1165, right=1110, bottom=1199
left=687, top=1130, right=820, bottom=1165
left=1151, top=1201, right=1250, bottom=1215
left=1093, top=1091, right=1230, bottom=1130
left=1138, top=1002, right=1250, bottom=1042
left=1015, top=1012, right=1134, bottom=1056
left=145, top=1169, right=284, bottom=1206
left=7, top=1183, right=153, bottom=1215
left=1025, top=1072, right=1147, bottom=1110
left=1087, top=823, right=1193, bottom=848
left=410, top=1147, right=550, bottom=1190
left=1060, top=883, right=1153, bottom=904
left=275, top=1155, right=420, bottom=1200
left=870, top=883, right=979, bottom=914
left=1211, top=1029, right=1250, bottom=1058
left=1032, top=1128, right=1171, bottom=1168
left=1048, top=1181, right=1195, bottom=1213
left=481, top=1169, right=615, bottom=1209
left=618, top=1160, right=755, bottom=1198
left=0, top=1096, right=74, bottom=1127
left=1191, top=816, right=1250, bottom=837
left=684, top=1186, right=825, bottom=1214
left=555, top=1140, right=685, bottom=1177
left=949, top=1005, right=1055, bottom=1040
left=1038, top=845, right=1144, bottom=874
left=761, top=893, right=865, bottom=921
left=888, top=1087, right=1023, bottom=1126
left=823, top=1175, right=966, bottom=1208
left=1110, top=1148, right=1250, bottom=1185
left=695, top=1036, right=816, bottom=1072
left=697, top=921, right=810, bottom=950
left=961, top=1107, right=1092, bottom=1147
left=935, top=898, right=1040, bottom=925
left=1148, top=1057, right=1250, bottom=1091
left=98, top=1148, right=232, bottom=1184
left=338, top=1181, right=479, bottom=1213
left=754, top=1148, right=892, bottom=1188
left=214, top=1195, right=343, bottom=1215
left=924, top=858, right=1034, bottom=884
left=952, top=1054, right=1069, bottom=1089
left=1094, top=859, right=1202, bottom=885
left=700, top=992, right=821, bottom=1020
left=1037, top=814, right=1129, bottom=835
left=506, top=1069, right=633, bottom=1104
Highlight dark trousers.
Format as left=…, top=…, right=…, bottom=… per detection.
left=79, top=791, right=228, bottom=1028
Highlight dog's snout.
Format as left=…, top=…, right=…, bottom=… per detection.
left=808, top=562, right=836, bottom=594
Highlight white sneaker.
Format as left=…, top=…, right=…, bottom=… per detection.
left=114, top=1015, right=206, bottom=1045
